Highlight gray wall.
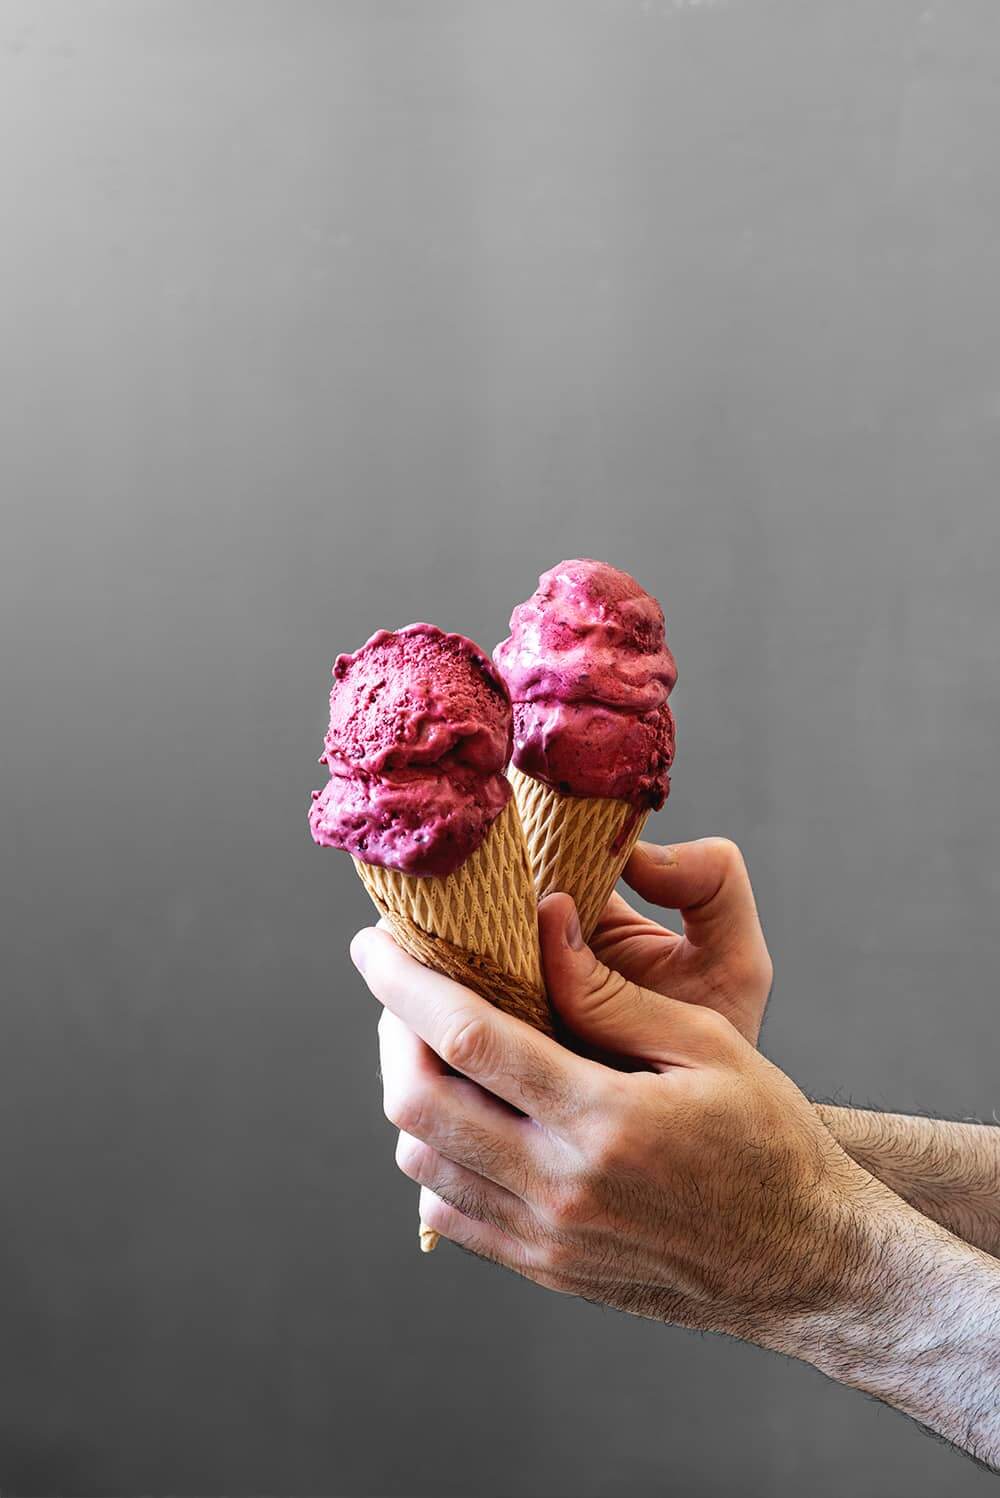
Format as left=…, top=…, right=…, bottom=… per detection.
left=3, top=2, right=999, bottom=1493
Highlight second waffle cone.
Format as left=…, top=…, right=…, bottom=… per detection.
left=508, top=765, right=648, bottom=943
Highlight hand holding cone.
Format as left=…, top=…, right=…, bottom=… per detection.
left=308, top=562, right=677, bottom=1258
left=308, top=623, right=554, bottom=1253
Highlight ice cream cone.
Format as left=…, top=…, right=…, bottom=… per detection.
left=494, top=561, right=677, bottom=946
left=354, top=797, right=550, bottom=1031
left=418, top=1219, right=440, bottom=1254
left=310, top=621, right=555, bottom=1254
left=354, top=795, right=553, bottom=1255
left=508, top=766, right=648, bottom=943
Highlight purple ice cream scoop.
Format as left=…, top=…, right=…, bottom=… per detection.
left=494, top=559, right=677, bottom=807
left=309, top=623, right=514, bottom=877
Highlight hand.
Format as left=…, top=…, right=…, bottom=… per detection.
left=353, top=910, right=888, bottom=1349
left=592, top=838, right=772, bottom=1045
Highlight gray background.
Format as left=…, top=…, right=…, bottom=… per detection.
left=2, top=1, right=999, bottom=1493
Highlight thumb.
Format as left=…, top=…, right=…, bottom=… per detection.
left=539, top=894, right=718, bottom=1069
left=623, top=837, right=768, bottom=962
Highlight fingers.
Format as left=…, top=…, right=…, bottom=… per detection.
left=594, top=841, right=772, bottom=1045
left=595, top=888, right=678, bottom=939
left=378, top=1004, right=448, bottom=1086
left=378, top=1009, right=546, bottom=1195
left=590, top=890, right=682, bottom=977
left=395, top=1131, right=536, bottom=1239
left=538, top=894, right=738, bottom=1069
left=418, top=1187, right=532, bottom=1273
left=417, top=1188, right=585, bottom=1299
left=622, top=838, right=766, bottom=958
left=353, top=926, right=605, bottom=1128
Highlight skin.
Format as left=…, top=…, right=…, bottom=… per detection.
left=352, top=839, right=1000, bottom=1469
left=573, top=842, right=1000, bottom=1259
left=814, top=1107, right=1000, bottom=1259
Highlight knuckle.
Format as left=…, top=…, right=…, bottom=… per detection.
left=536, top=1236, right=577, bottom=1276
left=419, top=1191, right=450, bottom=1236
left=693, top=1005, right=738, bottom=1053
left=360, top=935, right=391, bottom=990
left=547, top=1173, right=600, bottom=1227
left=577, top=963, right=633, bottom=1019
left=383, top=1084, right=431, bottom=1138
left=439, top=1014, right=494, bottom=1076
left=585, top=1119, right=630, bottom=1175
left=589, top=963, right=631, bottom=1003
left=707, top=835, right=746, bottom=871
left=755, top=950, right=775, bottom=995
left=726, top=944, right=773, bottom=995
left=394, top=1132, right=428, bottom=1180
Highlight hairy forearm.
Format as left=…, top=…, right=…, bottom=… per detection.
left=816, top=1106, right=1000, bottom=1256
left=779, top=1195, right=1000, bottom=1470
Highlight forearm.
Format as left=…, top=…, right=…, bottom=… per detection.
left=776, top=1193, right=1000, bottom=1470
left=816, top=1106, right=1000, bottom=1256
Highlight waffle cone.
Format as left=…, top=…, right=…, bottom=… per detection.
left=355, top=796, right=552, bottom=1256
left=353, top=797, right=552, bottom=1034
left=508, top=766, right=649, bottom=943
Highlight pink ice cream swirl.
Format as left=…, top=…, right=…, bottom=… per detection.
left=309, top=623, right=514, bottom=878
left=494, top=559, right=677, bottom=808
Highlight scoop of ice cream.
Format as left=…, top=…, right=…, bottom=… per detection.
left=309, top=623, right=513, bottom=877
left=494, top=560, right=677, bottom=806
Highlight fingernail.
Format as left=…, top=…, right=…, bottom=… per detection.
left=564, top=905, right=584, bottom=950
left=636, top=840, right=679, bottom=866
left=350, top=931, right=370, bottom=975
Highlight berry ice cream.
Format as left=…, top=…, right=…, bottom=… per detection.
left=494, top=560, right=677, bottom=807
left=309, top=624, right=514, bottom=878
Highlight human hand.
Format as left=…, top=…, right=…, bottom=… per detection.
left=353, top=911, right=891, bottom=1351
left=590, top=838, right=773, bottom=1045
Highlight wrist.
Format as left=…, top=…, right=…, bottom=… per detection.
left=749, top=1163, right=907, bottom=1365
left=778, top=1188, right=935, bottom=1376
left=776, top=1186, right=1000, bottom=1467
left=814, top=1103, right=1000, bottom=1257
